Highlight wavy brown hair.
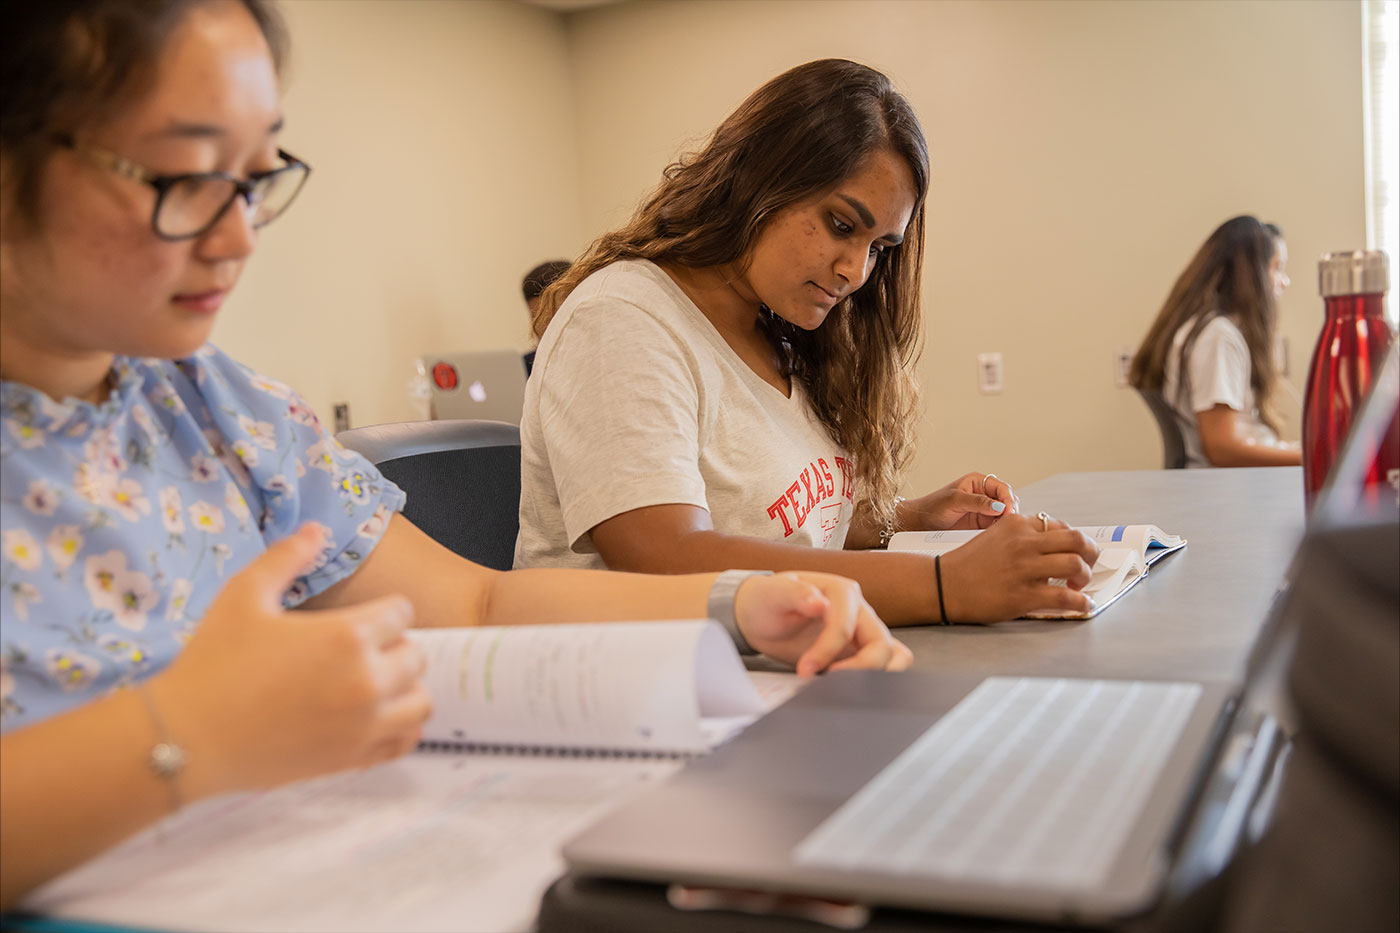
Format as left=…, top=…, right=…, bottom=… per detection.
left=534, top=59, right=929, bottom=527
left=1130, top=215, right=1284, bottom=431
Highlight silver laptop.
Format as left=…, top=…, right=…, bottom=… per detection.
left=562, top=671, right=1236, bottom=925
left=424, top=350, right=527, bottom=424
left=562, top=347, right=1400, bottom=926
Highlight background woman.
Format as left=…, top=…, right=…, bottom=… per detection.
left=0, top=1, right=910, bottom=907
left=1130, top=216, right=1301, bottom=468
left=516, top=59, right=1101, bottom=626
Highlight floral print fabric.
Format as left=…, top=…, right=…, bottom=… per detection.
left=0, top=345, right=405, bottom=732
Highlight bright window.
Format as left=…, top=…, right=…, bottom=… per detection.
left=1362, top=0, right=1399, bottom=324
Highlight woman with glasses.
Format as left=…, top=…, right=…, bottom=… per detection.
left=516, top=60, right=1102, bottom=626
left=0, top=0, right=911, bottom=907
left=1129, top=217, right=1301, bottom=468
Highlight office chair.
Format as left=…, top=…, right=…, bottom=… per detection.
left=1136, top=389, right=1188, bottom=469
left=337, top=419, right=521, bottom=570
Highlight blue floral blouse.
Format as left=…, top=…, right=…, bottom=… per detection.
left=0, top=345, right=406, bottom=733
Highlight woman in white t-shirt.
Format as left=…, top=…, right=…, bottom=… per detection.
left=517, top=59, right=1101, bottom=626
left=1130, top=216, right=1302, bottom=468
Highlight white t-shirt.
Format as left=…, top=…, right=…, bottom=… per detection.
left=1161, top=315, right=1278, bottom=468
left=514, top=259, right=855, bottom=570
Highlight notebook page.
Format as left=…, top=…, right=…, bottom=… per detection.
left=24, top=668, right=786, bottom=933
left=25, top=753, right=681, bottom=933
left=1076, top=524, right=1186, bottom=564
left=1025, top=548, right=1148, bottom=619
left=888, top=526, right=1185, bottom=570
left=412, top=620, right=761, bottom=755
left=886, top=529, right=978, bottom=556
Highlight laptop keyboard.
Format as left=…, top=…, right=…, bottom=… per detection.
left=793, top=677, right=1202, bottom=892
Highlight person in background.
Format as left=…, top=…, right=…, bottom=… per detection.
left=1130, top=216, right=1301, bottom=468
left=516, top=59, right=1101, bottom=626
left=521, top=259, right=570, bottom=376
left=0, top=1, right=910, bottom=909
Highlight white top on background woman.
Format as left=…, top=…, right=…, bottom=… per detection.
left=1131, top=216, right=1301, bottom=468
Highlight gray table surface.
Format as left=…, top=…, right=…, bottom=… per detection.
left=892, top=467, right=1306, bottom=686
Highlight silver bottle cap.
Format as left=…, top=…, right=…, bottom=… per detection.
left=1318, top=250, right=1389, bottom=297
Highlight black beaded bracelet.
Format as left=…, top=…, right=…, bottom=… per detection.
left=934, top=553, right=949, bottom=625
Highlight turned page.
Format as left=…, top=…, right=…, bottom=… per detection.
left=1071, top=525, right=1186, bottom=565
left=409, top=620, right=764, bottom=756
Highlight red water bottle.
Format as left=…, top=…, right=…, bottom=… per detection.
left=1301, top=250, right=1393, bottom=506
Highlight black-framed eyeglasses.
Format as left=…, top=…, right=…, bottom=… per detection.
left=57, top=137, right=312, bottom=241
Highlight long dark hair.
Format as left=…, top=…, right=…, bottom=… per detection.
left=534, top=59, right=930, bottom=524
left=1, top=0, right=287, bottom=228
left=1130, top=215, right=1284, bottom=430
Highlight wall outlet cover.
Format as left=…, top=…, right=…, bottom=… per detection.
left=977, top=352, right=1004, bottom=394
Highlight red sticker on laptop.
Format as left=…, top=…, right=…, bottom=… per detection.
left=431, top=362, right=459, bottom=390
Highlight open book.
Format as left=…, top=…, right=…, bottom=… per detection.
left=22, top=621, right=791, bottom=933
left=888, top=524, right=1187, bottom=620
left=411, top=619, right=766, bottom=755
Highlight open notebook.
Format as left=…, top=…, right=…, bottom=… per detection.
left=888, top=523, right=1186, bottom=618
left=20, top=622, right=803, bottom=933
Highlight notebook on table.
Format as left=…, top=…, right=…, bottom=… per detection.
left=425, top=350, right=528, bottom=424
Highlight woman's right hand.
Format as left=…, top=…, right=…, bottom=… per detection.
left=147, top=525, right=432, bottom=801
left=734, top=571, right=913, bottom=676
left=936, top=513, right=1101, bottom=622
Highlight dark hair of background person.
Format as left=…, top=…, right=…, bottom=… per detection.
left=1129, top=215, right=1286, bottom=432
left=530, top=59, right=929, bottom=526
left=0, top=0, right=287, bottom=231
left=522, top=260, right=572, bottom=303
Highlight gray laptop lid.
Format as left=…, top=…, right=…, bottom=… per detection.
left=425, top=350, right=528, bottom=425
left=563, top=671, right=1235, bottom=925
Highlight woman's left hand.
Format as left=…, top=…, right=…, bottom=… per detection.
left=905, top=472, right=1019, bottom=531
left=733, top=572, right=913, bottom=677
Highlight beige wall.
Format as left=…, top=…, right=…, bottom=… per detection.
left=218, top=0, right=582, bottom=429
left=224, top=0, right=1365, bottom=493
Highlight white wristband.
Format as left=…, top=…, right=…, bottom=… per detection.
left=707, top=569, right=771, bottom=656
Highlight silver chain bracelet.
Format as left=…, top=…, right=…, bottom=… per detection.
left=878, top=496, right=907, bottom=547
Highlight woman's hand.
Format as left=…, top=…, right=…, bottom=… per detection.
left=905, top=472, right=1020, bottom=531
left=733, top=572, right=913, bottom=677
left=937, top=512, right=1101, bottom=621
left=148, top=525, right=433, bottom=801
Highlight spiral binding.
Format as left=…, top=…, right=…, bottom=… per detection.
left=416, top=739, right=695, bottom=760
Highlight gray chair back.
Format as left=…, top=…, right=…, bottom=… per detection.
left=1136, top=389, right=1188, bottom=469
left=337, top=419, right=521, bottom=570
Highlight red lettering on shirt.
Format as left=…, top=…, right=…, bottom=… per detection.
left=834, top=456, right=854, bottom=499
left=787, top=480, right=808, bottom=527
left=767, top=458, right=857, bottom=539
left=767, top=498, right=795, bottom=536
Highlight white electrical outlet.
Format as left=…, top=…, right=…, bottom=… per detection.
left=977, top=352, right=1004, bottom=394
left=333, top=403, right=350, bottom=433
left=1115, top=346, right=1134, bottom=388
